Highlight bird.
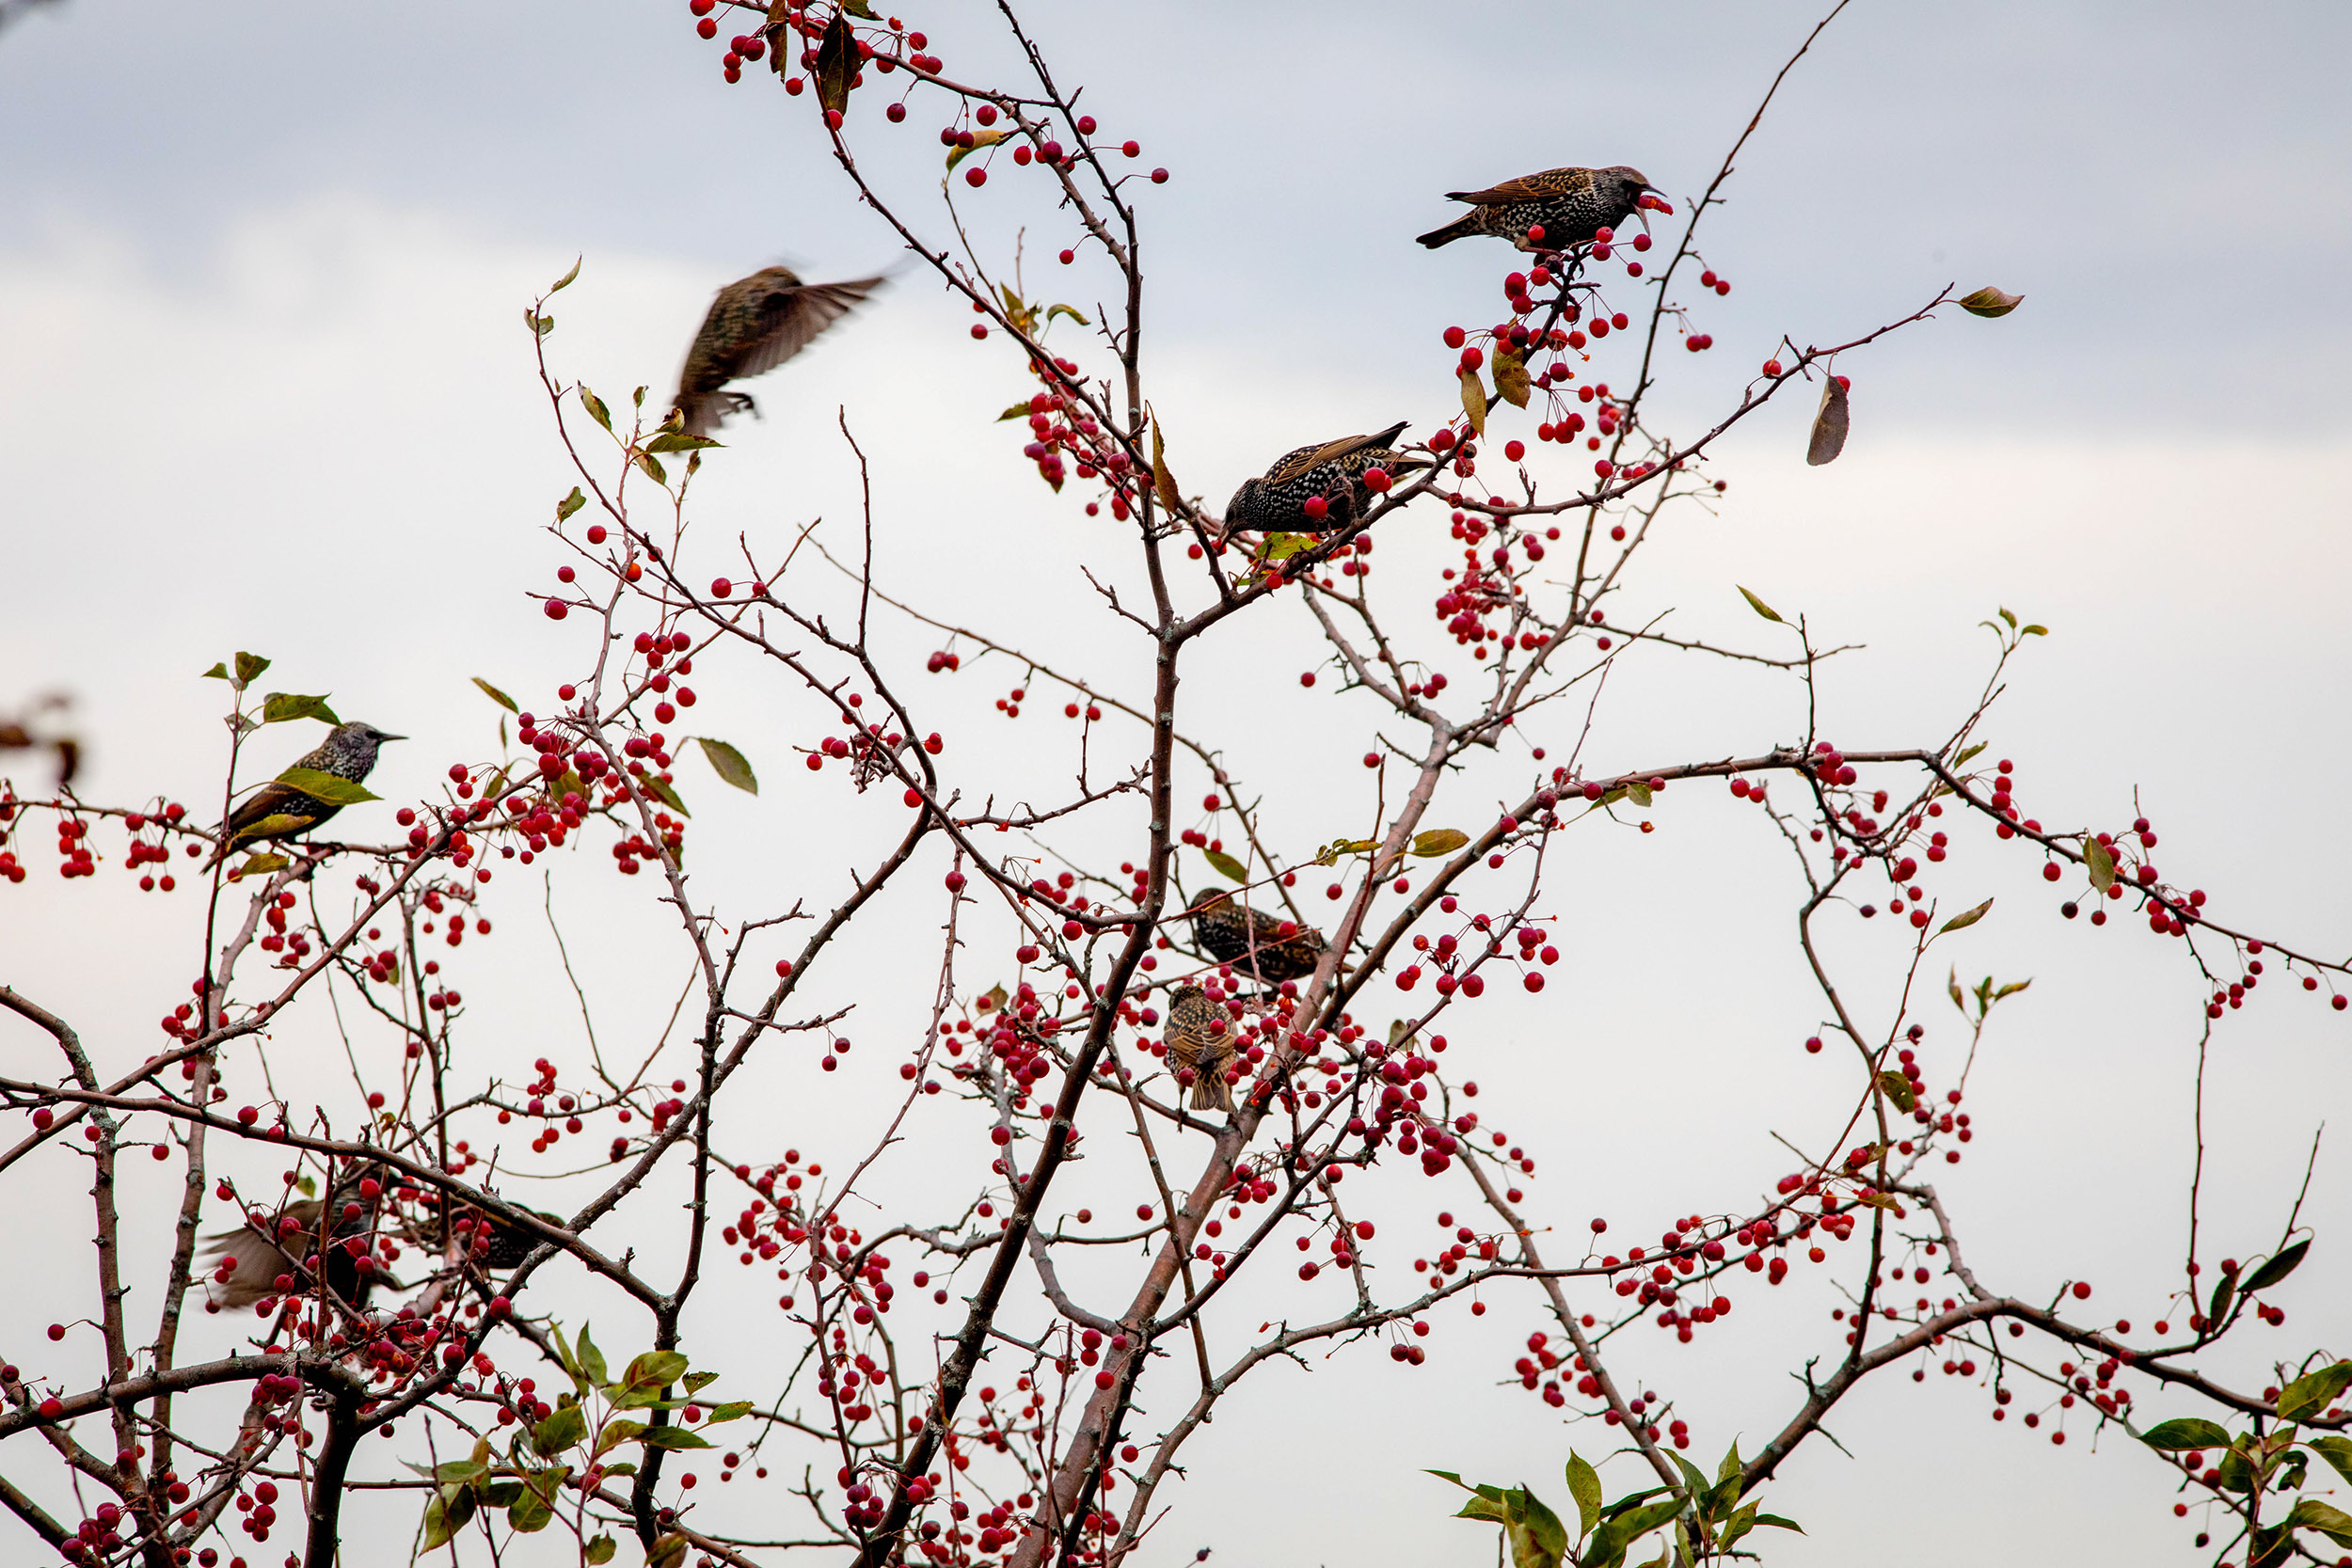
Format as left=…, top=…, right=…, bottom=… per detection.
left=1163, top=984, right=1235, bottom=1114
left=1416, top=166, right=1658, bottom=253
left=207, top=721, right=402, bottom=869
left=1184, top=890, right=1330, bottom=988
left=199, top=1163, right=391, bottom=1311
left=1222, top=421, right=1430, bottom=536
left=672, top=266, right=884, bottom=437
left=403, top=1194, right=562, bottom=1271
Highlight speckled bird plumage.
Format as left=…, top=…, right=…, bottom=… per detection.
left=208, top=721, right=401, bottom=868
left=1186, top=891, right=1329, bottom=987
left=673, top=265, right=883, bottom=436
left=1163, top=984, right=1235, bottom=1113
left=1223, top=420, right=1430, bottom=535
left=1417, top=165, right=1655, bottom=253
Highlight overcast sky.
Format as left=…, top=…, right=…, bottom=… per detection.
left=3, top=3, right=2349, bottom=1564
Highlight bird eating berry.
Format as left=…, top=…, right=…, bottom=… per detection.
left=1416, top=165, right=1658, bottom=254
left=1222, top=421, right=1429, bottom=537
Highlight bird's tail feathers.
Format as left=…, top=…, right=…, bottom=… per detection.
left=1191, top=1072, right=1234, bottom=1114
left=1416, top=214, right=1478, bottom=249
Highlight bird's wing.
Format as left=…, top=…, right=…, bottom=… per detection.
left=199, top=1225, right=295, bottom=1309
left=1264, top=429, right=1400, bottom=483
left=734, top=277, right=884, bottom=380
left=1444, top=167, right=1583, bottom=206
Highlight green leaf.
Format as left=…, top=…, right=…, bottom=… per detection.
left=1999, top=607, right=2017, bottom=629
left=1994, top=978, right=2032, bottom=1000
left=525, top=307, right=554, bottom=337
left=236, top=852, right=291, bottom=877
left=1805, top=372, right=1850, bottom=466
left=1951, top=741, right=1987, bottom=768
left=639, top=774, right=690, bottom=818
left=1717, top=1503, right=1758, bottom=1552
left=635, top=450, right=667, bottom=485
left=2289, top=1499, right=2352, bottom=1549
left=1459, top=370, right=1488, bottom=437
left=579, top=386, right=612, bottom=432
left=1958, top=286, right=2024, bottom=318
left=1046, top=304, right=1089, bottom=327
left=1736, top=586, right=1782, bottom=624
left=260, top=692, right=339, bottom=725
left=1874, top=1070, right=1916, bottom=1114
left=1410, top=829, right=1470, bottom=858
left=996, top=401, right=1036, bottom=421
left=585, top=1534, right=616, bottom=1564
left=693, top=737, right=758, bottom=795
left=532, top=1402, right=586, bottom=1457
left=1752, top=1513, right=1804, bottom=1532
left=839, top=0, right=878, bottom=17
left=1669, top=1451, right=1709, bottom=1501
left=576, top=1323, right=607, bottom=1386
left=202, top=661, right=231, bottom=682
left=946, top=127, right=1009, bottom=172
left=556, top=486, right=586, bottom=524
left=702, top=1400, right=754, bottom=1424
left=2021, top=624, right=2047, bottom=636
left=2083, top=836, right=2117, bottom=893
left=1454, top=1494, right=1509, bottom=1524
left=1202, top=847, right=1248, bottom=884
left=1948, top=967, right=1966, bottom=1013
left=2241, top=1239, right=2310, bottom=1295
left=624, top=1351, right=690, bottom=1392
left=1938, top=897, right=1994, bottom=935
left=468, top=677, right=517, bottom=714
left=507, top=1484, right=553, bottom=1533
left=2310, top=1435, right=2352, bottom=1487
left=1625, top=780, right=1653, bottom=808
left=421, top=1486, right=476, bottom=1551
left=644, top=431, right=723, bottom=454
left=1258, top=531, right=1314, bottom=563
left=646, top=1530, right=691, bottom=1568
left=815, top=8, right=856, bottom=113
left=274, top=766, right=381, bottom=806
left=1565, top=1452, right=1601, bottom=1537
left=2218, top=1446, right=2254, bottom=1493
left=434, top=1459, right=488, bottom=1485
left=1493, top=349, right=1532, bottom=410
left=2139, top=1418, right=2233, bottom=1450
left=683, top=1370, right=720, bottom=1395
left=2279, top=1362, right=2352, bottom=1423
left=594, top=1419, right=645, bottom=1456
left=234, top=652, right=272, bottom=687
left=549, top=256, right=581, bottom=293
left=1510, top=1486, right=1569, bottom=1568
left=2211, top=1269, right=2237, bottom=1326
left=637, top=1424, right=713, bottom=1450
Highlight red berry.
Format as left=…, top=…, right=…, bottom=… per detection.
left=544, top=599, right=569, bottom=620
left=1762, top=359, right=1784, bottom=377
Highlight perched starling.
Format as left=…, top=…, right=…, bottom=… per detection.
left=1185, top=890, right=1330, bottom=988
left=199, top=1163, right=389, bottom=1310
left=206, top=721, right=402, bottom=869
left=1416, top=165, right=1657, bottom=253
left=1222, top=421, right=1430, bottom=536
left=672, top=266, right=884, bottom=437
left=1163, top=984, right=1235, bottom=1113
left=405, top=1196, right=562, bottom=1271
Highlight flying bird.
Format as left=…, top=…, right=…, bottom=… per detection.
left=207, top=721, right=401, bottom=869
left=1222, top=421, right=1429, bottom=536
left=1185, top=890, right=1331, bottom=988
left=199, top=1163, right=391, bottom=1310
left=1416, top=166, right=1658, bottom=253
left=1163, top=984, right=1235, bottom=1114
left=672, top=266, right=884, bottom=436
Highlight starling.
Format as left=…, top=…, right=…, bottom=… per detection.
left=405, top=1195, right=561, bottom=1271
left=1222, top=421, right=1430, bottom=536
left=206, top=721, right=402, bottom=869
left=1185, top=890, right=1330, bottom=988
left=672, top=266, right=884, bottom=437
left=1416, top=165, right=1657, bottom=253
left=1163, top=984, right=1235, bottom=1114
left=199, top=1163, right=389, bottom=1310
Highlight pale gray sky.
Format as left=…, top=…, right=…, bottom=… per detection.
left=2, top=3, right=2348, bottom=1564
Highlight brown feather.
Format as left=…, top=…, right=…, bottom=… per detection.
left=1444, top=167, right=1594, bottom=207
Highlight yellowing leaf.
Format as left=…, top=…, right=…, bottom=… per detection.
left=579, top=386, right=612, bottom=432
left=946, top=127, right=1009, bottom=172
left=260, top=692, right=340, bottom=725
left=471, top=677, right=518, bottom=713
left=1459, top=371, right=1488, bottom=437
left=1151, top=413, right=1181, bottom=515
left=644, top=432, right=722, bottom=454
left=1958, top=286, right=2024, bottom=318
left=693, top=737, right=758, bottom=795
left=1874, top=1070, right=1916, bottom=1113
left=275, top=766, right=380, bottom=806
left=1410, top=828, right=1470, bottom=858
left=234, top=651, right=272, bottom=686
left=555, top=486, right=586, bottom=523
left=1492, top=350, right=1532, bottom=410
left=2084, top=837, right=2116, bottom=893
left=1257, top=532, right=1313, bottom=563
left=634, top=450, right=667, bottom=485
left=1737, top=586, right=1783, bottom=624
left=1805, top=374, right=1849, bottom=466
left=815, top=9, right=856, bottom=114
left=1938, top=896, right=1994, bottom=935
left=1046, top=304, right=1089, bottom=327
left=549, top=255, right=582, bottom=293
left=236, top=852, right=291, bottom=877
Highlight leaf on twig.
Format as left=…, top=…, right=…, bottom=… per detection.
left=471, top=677, right=518, bottom=713
left=644, top=431, right=722, bottom=454
left=1257, top=532, right=1313, bottom=563
left=2240, top=1239, right=2311, bottom=1295
left=1874, top=1070, right=1916, bottom=1114
left=1410, top=828, right=1470, bottom=858
left=555, top=486, right=586, bottom=523
left=634, top=450, right=667, bottom=485
left=1459, top=370, right=1488, bottom=437
left=2084, top=836, right=2116, bottom=893
left=1958, top=286, right=2024, bottom=318
left=946, top=127, right=1009, bottom=172
left=549, top=256, right=581, bottom=293
left=1736, top=586, right=1783, bottom=624
left=275, top=766, right=380, bottom=806
left=693, top=737, right=759, bottom=795
left=816, top=8, right=857, bottom=114
left=1565, top=1453, right=1602, bottom=1537
left=260, top=692, right=340, bottom=725
left=1493, top=350, right=1532, bottom=410
left=638, top=775, right=690, bottom=818
left=234, top=651, right=272, bottom=687
left=2138, top=1418, right=2233, bottom=1451
left=2278, top=1361, right=2352, bottom=1423
left=578, top=386, right=612, bottom=432
left=235, top=852, right=291, bottom=877
left=1046, top=303, right=1089, bottom=326
left=1151, top=412, right=1182, bottom=515
left=1202, top=847, right=1248, bottom=885
left=1938, top=897, right=1994, bottom=934
left=1805, top=374, right=1850, bottom=466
